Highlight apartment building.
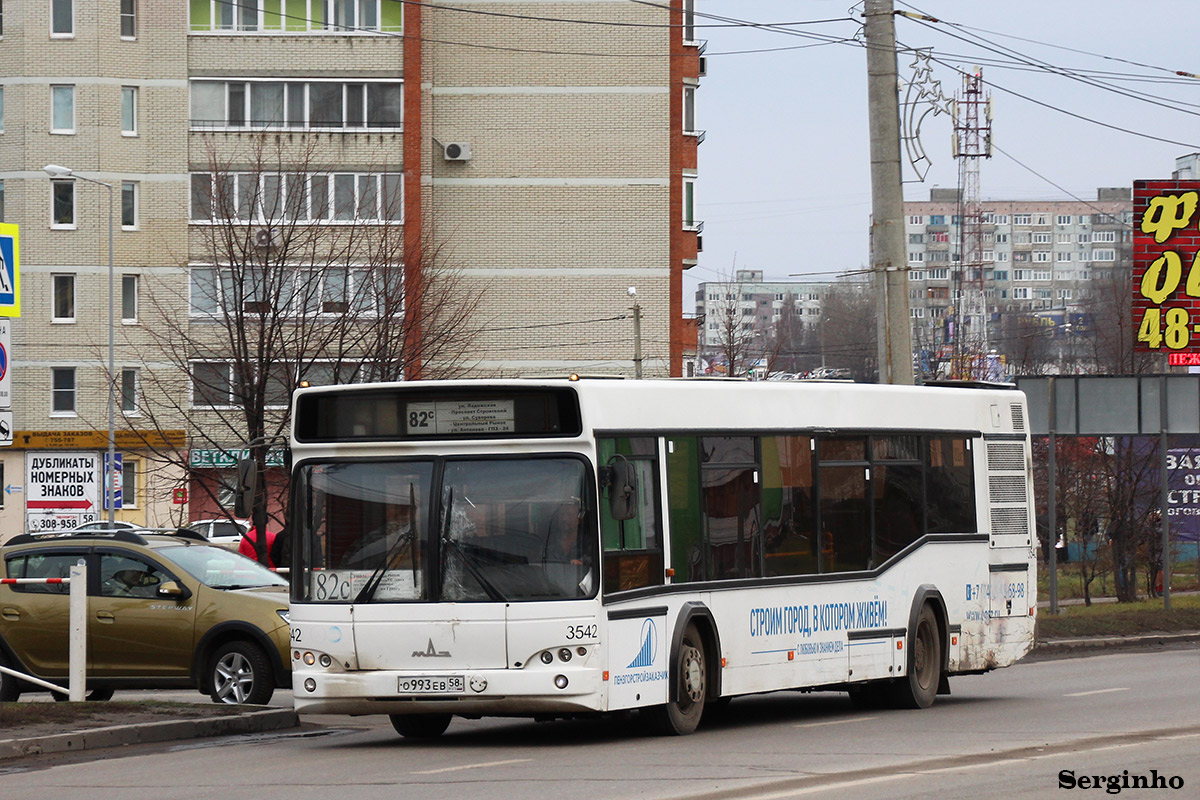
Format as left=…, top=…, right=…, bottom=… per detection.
left=903, top=187, right=1133, bottom=360
left=0, top=1, right=701, bottom=540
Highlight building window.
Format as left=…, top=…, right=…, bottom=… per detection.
left=993, top=214, right=1009, bottom=224
left=191, top=171, right=403, bottom=223
left=191, top=361, right=235, bottom=408
left=1033, top=251, right=1050, bottom=262
left=121, top=182, right=138, bottom=228
left=120, top=0, right=135, bottom=37
left=1032, top=232, right=1051, bottom=244
left=190, top=1, right=401, bottom=33
left=1056, top=251, right=1072, bottom=262
left=52, top=274, right=75, bottom=321
left=908, top=252, right=924, bottom=263
left=683, top=85, right=697, bottom=133
left=1013, top=214, right=1031, bottom=225
left=0, top=86, right=4, bottom=132
left=122, top=275, right=138, bottom=322
left=994, top=270, right=1009, bottom=281
left=121, top=87, right=137, bottom=134
left=189, top=79, right=403, bottom=130
left=1056, top=233, right=1072, bottom=244
left=121, top=368, right=139, bottom=414
left=51, top=180, right=74, bottom=227
left=1035, top=214, right=1049, bottom=225
left=51, top=367, right=76, bottom=414
left=1057, top=215, right=1072, bottom=225
left=1012, top=287, right=1030, bottom=300
left=683, top=0, right=696, bottom=41
left=52, top=0, right=73, bottom=35
left=683, top=177, right=699, bottom=231
left=51, top=85, right=75, bottom=133
left=908, top=215, right=923, bottom=225
left=908, top=233, right=924, bottom=244
left=1092, top=248, right=1116, bottom=261
left=121, top=460, right=138, bottom=507
left=1093, top=231, right=1116, bottom=243
left=1034, top=270, right=1051, bottom=281
left=929, top=215, right=944, bottom=225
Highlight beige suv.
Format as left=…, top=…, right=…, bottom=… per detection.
left=0, top=529, right=290, bottom=704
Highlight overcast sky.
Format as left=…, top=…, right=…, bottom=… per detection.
left=688, top=0, right=1200, bottom=302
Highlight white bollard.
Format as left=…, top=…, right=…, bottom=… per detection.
left=68, top=560, right=87, bottom=702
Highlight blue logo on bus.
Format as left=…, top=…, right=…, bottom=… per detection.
left=626, top=618, right=658, bottom=669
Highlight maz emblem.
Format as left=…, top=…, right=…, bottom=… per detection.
left=412, top=639, right=451, bottom=658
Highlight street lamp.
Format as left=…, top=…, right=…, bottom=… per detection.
left=44, top=164, right=116, bottom=526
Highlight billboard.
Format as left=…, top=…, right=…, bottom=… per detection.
left=1134, top=180, right=1200, bottom=363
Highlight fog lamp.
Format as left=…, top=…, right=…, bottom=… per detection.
left=558, top=648, right=572, bottom=662
left=540, top=651, right=554, bottom=664
left=554, top=675, right=569, bottom=690
left=303, top=678, right=317, bottom=692
left=319, top=654, right=332, bottom=668
left=576, top=647, right=587, bottom=657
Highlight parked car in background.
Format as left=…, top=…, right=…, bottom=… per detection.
left=184, top=518, right=250, bottom=549
left=68, top=520, right=143, bottom=533
left=0, top=529, right=290, bottom=705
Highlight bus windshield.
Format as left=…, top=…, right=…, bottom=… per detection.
left=294, top=457, right=597, bottom=603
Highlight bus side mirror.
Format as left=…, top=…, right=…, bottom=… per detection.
left=234, top=458, right=257, bottom=518
left=603, top=459, right=638, bottom=521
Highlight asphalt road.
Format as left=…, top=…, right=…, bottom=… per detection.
left=3, top=648, right=1197, bottom=800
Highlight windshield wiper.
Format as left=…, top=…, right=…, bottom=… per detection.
left=355, top=483, right=419, bottom=603
left=440, top=487, right=505, bottom=602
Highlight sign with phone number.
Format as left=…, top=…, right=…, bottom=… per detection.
left=1133, top=180, right=1200, bottom=361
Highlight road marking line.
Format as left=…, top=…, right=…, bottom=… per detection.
left=413, top=758, right=531, bottom=775
left=793, top=716, right=878, bottom=729
left=1064, top=687, right=1129, bottom=697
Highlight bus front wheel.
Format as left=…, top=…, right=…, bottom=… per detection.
left=888, top=603, right=942, bottom=709
left=390, top=712, right=452, bottom=739
left=645, top=623, right=706, bottom=735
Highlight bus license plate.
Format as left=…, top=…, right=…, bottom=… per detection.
left=398, top=675, right=465, bottom=694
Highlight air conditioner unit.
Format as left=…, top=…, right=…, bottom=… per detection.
left=252, top=227, right=277, bottom=249
left=443, top=142, right=471, bottom=161
left=698, top=56, right=707, bottom=77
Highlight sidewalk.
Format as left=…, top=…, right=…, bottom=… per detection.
left=0, top=706, right=298, bottom=761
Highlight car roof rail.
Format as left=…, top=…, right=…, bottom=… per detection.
left=168, top=527, right=208, bottom=544
left=70, top=529, right=149, bottom=545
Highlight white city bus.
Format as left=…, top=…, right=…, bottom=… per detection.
left=284, top=378, right=1036, bottom=737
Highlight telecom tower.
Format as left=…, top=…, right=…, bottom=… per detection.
left=952, top=69, right=993, bottom=379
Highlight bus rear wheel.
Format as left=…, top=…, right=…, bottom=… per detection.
left=888, top=604, right=941, bottom=709
left=645, top=623, right=706, bottom=736
left=390, top=712, right=452, bottom=739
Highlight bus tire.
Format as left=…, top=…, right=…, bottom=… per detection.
left=645, top=623, right=706, bottom=735
left=888, top=603, right=941, bottom=709
left=390, top=712, right=452, bottom=739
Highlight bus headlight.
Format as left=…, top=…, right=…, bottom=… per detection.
left=540, top=651, right=554, bottom=664
left=319, top=654, right=332, bottom=668
left=303, top=652, right=316, bottom=666
left=558, top=648, right=572, bottom=662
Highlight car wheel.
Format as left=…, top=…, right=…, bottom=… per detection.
left=0, top=652, right=21, bottom=702
left=209, top=641, right=274, bottom=705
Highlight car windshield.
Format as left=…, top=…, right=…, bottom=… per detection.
left=293, top=457, right=596, bottom=603
left=158, top=545, right=286, bottom=590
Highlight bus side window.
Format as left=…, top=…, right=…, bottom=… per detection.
left=599, top=437, right=664, bottom=593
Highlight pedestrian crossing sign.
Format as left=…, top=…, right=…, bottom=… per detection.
left=0, top=224, right=21, bottom=318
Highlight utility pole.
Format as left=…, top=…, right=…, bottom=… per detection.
left=864, top=0, right=913, bottom=385
left=629, top=287, right=643, bottom=379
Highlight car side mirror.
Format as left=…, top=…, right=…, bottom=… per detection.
left=157, top=580, right=191, bottom=601
left=602, top=458, right=638, bottom=521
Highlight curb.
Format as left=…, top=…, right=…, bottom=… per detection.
left=1032, top=630, right=1200, bottom=659
left=0, top=707, right=300, bottom=761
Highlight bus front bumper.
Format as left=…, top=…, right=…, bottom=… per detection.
left=292, top=664, right=606, bottom=716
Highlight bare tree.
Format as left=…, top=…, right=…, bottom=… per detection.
left=818, top=278, right=877, bottom=380
left=703, top=270, right=764, bottom=378
left=122, top=137, right=484, bottom=562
